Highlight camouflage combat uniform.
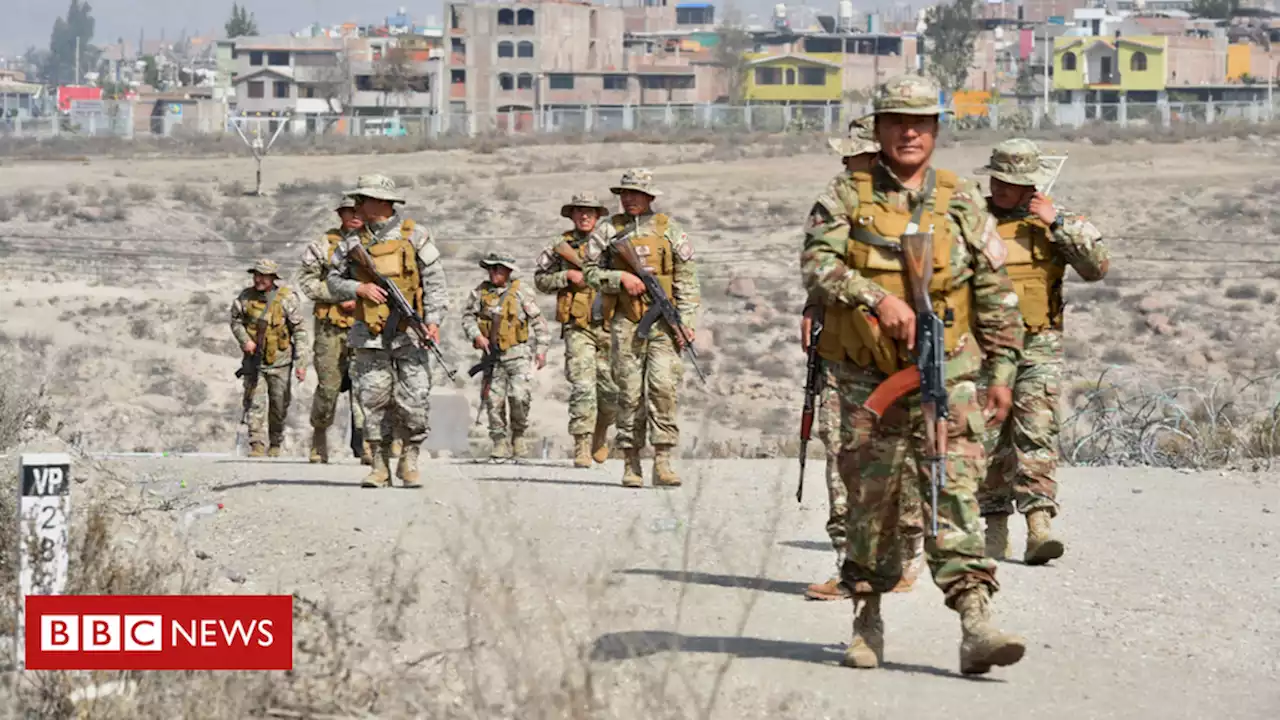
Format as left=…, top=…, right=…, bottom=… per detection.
left=230, top=258, right=309, bottom=456
left=534, top=192, right=618, bottom=467
left=583, top=169, right=700, bottom=488
left=461, top=252, right=549, bottom=461
left=802, top=75, right=1027, bottom=675
left=972, top=139, right=1110, bottom=565
left=298, top=197, right=370, bottom=463
left=327, top=174, right=449, bottom=488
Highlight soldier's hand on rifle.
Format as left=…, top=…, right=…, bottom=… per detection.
left=874, top=295, right=917, bottom=349
left=425, top=324, right=440, bottom=344
left=339, top=299, right=357, bottom=313
left=1028, top=193, right=1058, bottom=226
left=984, top=385, right=1013, bottom=426
left=566, top=269, right=585, bottom=289
left=242, top=340, right=257, bottom=354
left=619, top=272, right=647, bottom=297
left=474, top=334, right=490, bottom=352
left=356, top=282, right=387, bottom=304
left=295, top=366, right=307, bottom=382
left=801, top=309, right=815, bottom=352
left=535, top=353, right=546, bottom=370
left=675, top=328, right=694, bottom=350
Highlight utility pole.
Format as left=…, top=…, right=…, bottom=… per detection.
left=1042, top=25, right=1050, bottom=113
left=75, top=36, right=81, bottom=85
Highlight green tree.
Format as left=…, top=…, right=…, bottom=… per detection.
left=713, top=11, right=755, bottom=105
left=46, top=1, right=99, bottom=85
left=142, top=55, right=161, bottom=88
left=225, top=3, right=259, bottom=38
left=1190, top=0, right=1239, bottom=19
left=922, top=0, right=979, bottom=96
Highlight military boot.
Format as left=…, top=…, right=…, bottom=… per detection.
left=360, top=440, right=373, bottom=466
left=573, top=435, right=593, bottom=468
left=955, top=586, right=1026, bottom=675
left=491, top=436, right=512, bottom=463
left=309, top=429, right=328, bottom=464
left=1024, top=509, right=1065, bottom=566
left=248, top=442, right=266, bottom=458
left=397, top=443, right=422, bottom=489
left=267, top=445, right=282, bottom=458
left=804, top=576, right=851, bottom=601
left=842, top=594, right=884, bottom=669
left=361, top=441, right=393, bottom=488
left=652, top=445, right=681, bottom=487
left=390, top=437, right=403, bottom=458
left=512, top=433, right=530, bottom=459
left=621, top=448, right=643, bottom=488
left=985, top=514, right=1012, bottom=561
left=591, top=415, right=611, bottom=464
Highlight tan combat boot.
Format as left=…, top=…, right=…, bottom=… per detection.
left=621, top=448, right=643, bottom=488
left=652, top=445, right=681, bottom=487
left=985, top=514, right=1012, bottom=560
left=309, top=429, right=328, bottom=464
left=805, top=576, right=851, bottom=601
left=955, top=586, right=1026, bottom=675
left=591, top=415, right=611, bottom=464
left=1024, top=509, right=1065, bottom=566
left=573, top=435, right=592, bottom=468
left=267, top=445, right=282, bottom=458
left=360, top=440, right=373, bottom=466
left=892, top=536, right=925, bottom=593
left=842, top=594, right=884, bottom=669
left=248, top=442, right=266, bottom=458
left=361, top=441, right=393, bottom=488
left=390, top=437, right=403, bottom=458
left=491, top=436, right=512, bottom=463
left=512, top=433, right=530, bottom=459
left=397, top=443, right=422, bottom=488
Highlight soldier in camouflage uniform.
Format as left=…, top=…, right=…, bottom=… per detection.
left=230, top=259, right=309, bottom=457
left=801, top=75, right=1027, bottom=675
left=973, top=139, right=1110, bottom=565
left=806, top=119, right=929, bottom=601
left=461, top=252, right=550, bottom=462
left=583, top=169, right=700, bottom=488
left=326, top=174, right=449, bottom=489
left=534, top=192, right=619, bottom=468
left=299, top=197, right=371, bottom=464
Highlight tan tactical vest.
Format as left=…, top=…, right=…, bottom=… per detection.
left=353, top=220, right=424, bottom=334
left=996, top=208, right=1064, bottom=333
left=242, top=286, right=293, bottom=365
left=313, top=230, right=356, bottom=329
left=603, top=213, right=672, bottom=325
left=477, top=279, right=529, bottom=352
left=553, top=231, right=597, bottom=330
left=817, top=168, right=973, bottom=375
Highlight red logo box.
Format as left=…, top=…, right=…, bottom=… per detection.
left=25, top=595, right=293, bottom=670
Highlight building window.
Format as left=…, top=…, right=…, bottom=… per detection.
left=249, top=51, right=263, bottom=66
left=1130, top=51, right=1147, bottom=71
left=498, top=41, right=514, bottom=58
left=356, top=75, right=374, bottom=91
left=451, top=38, right=465, bottom=53
left=300, top=84, right=317, bottom=98
left=549, top=74, right=574, bottom=90
left=517, top=41, right=534, bottom=58
left=273, top=81, right=289, bottom=98
left=247, top=81, right=264, bottom=98
left=517, top=73, right=533, bottom=90
left=1062, top=52, right=1077, bottom=71
left=267, top=51, right=289, bottom=66
left=499, top=73, right=514, bottom=91
left=785, top=68, right=796, bottom=85
left=498, top=8, right=514, bottom=25
left=755, top=67, right=782, bottom=85
left=451, top=69, right=466, bottom=84
left=517, top=8, right=535, bottom=26
left=603, top=74, right=628, bottom=90
left=799, top=67, right=826, bottom=85
left=672, top=75, right=694, bottom=89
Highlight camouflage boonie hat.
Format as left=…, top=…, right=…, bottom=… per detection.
left=335, top=196, right=358, bottom=212
left=479, top=251, right=519, bottom=271
left=560, top=191, right=610, bottom=218
left=828, top=116, right=879, bottom=157
left=248, top=258, right=280, bottom=277
left=863, top=74, right=949, bottom=119
left=974, top=138, right=1055, bottom=188
left=610, top=168, right=661, bottom=197
left=344, top=173, right=405, bottom=203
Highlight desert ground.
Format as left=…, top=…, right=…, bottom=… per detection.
left=1, top=130, right=1279, bottom=715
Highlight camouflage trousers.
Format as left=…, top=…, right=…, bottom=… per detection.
left=978, top=331, right=1063, bottom=518
left=352, top=344, right=432, bottom=445
left=833, top=358, right=998, bottom=607
left=563, top=324, right=617, bottom=437
left=485, top=348, right=534, bottom=442
left=243, top=362, right=293, bottom=447
left=611, top=317, right=683, bottom=449
left=310, top=320, right=366, bottom=432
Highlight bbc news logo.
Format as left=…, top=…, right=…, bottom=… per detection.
left=25, top=595, right=292, bottom=670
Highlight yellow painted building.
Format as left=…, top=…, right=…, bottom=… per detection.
left=743, top=52, right=842, bottom=103
left=1053, top=35, right=1165, bottom=91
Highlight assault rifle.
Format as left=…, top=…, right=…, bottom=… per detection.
left=234, top=288, right=277, bottom=453
left=347, top=243, right=457, bottom=381
left=610, top=221, right=707, bottom=384
left=467, top=303, right=505, bottom=425
left=862, top=231, right=949, bottom=536
left=552, top=240, right=606, bottom=335
left=797, top=308, right=824, bottom=503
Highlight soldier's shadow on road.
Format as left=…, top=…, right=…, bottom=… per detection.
left=473, top=475, right=631, bottom=490
left=617, top=568, right=810, bottom=595
left=777, top=540, right=831, bottom=552
left=589, top=631, right=992, bottom=680
left=210, top=478, right=360, bottom=491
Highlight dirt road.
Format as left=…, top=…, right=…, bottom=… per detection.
left=97, top=454, right=1280, bottom=719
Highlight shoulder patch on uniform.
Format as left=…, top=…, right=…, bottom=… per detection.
left=807, top=202, right=834, bottom=229
left=536, top=249, right=554, bottom=271
left=584, top=239, right=603, bottom=262
left=676, top=234, right=693, bottom=261
left=982, top=216, right=1007, bottom=269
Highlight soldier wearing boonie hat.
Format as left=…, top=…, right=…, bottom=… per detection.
left=229, top=257, right=309, bottom=458
left=326, top=173, right=450, bottom=489
left=801, top=73, right=1030, bottom=676
left=535, top=192, right=619, bottom=468
left=828, top=116, right=880, bottom=172
left=461, top=251, right=549, bottom=462
left=974, top=138, right=1109, bottom=568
